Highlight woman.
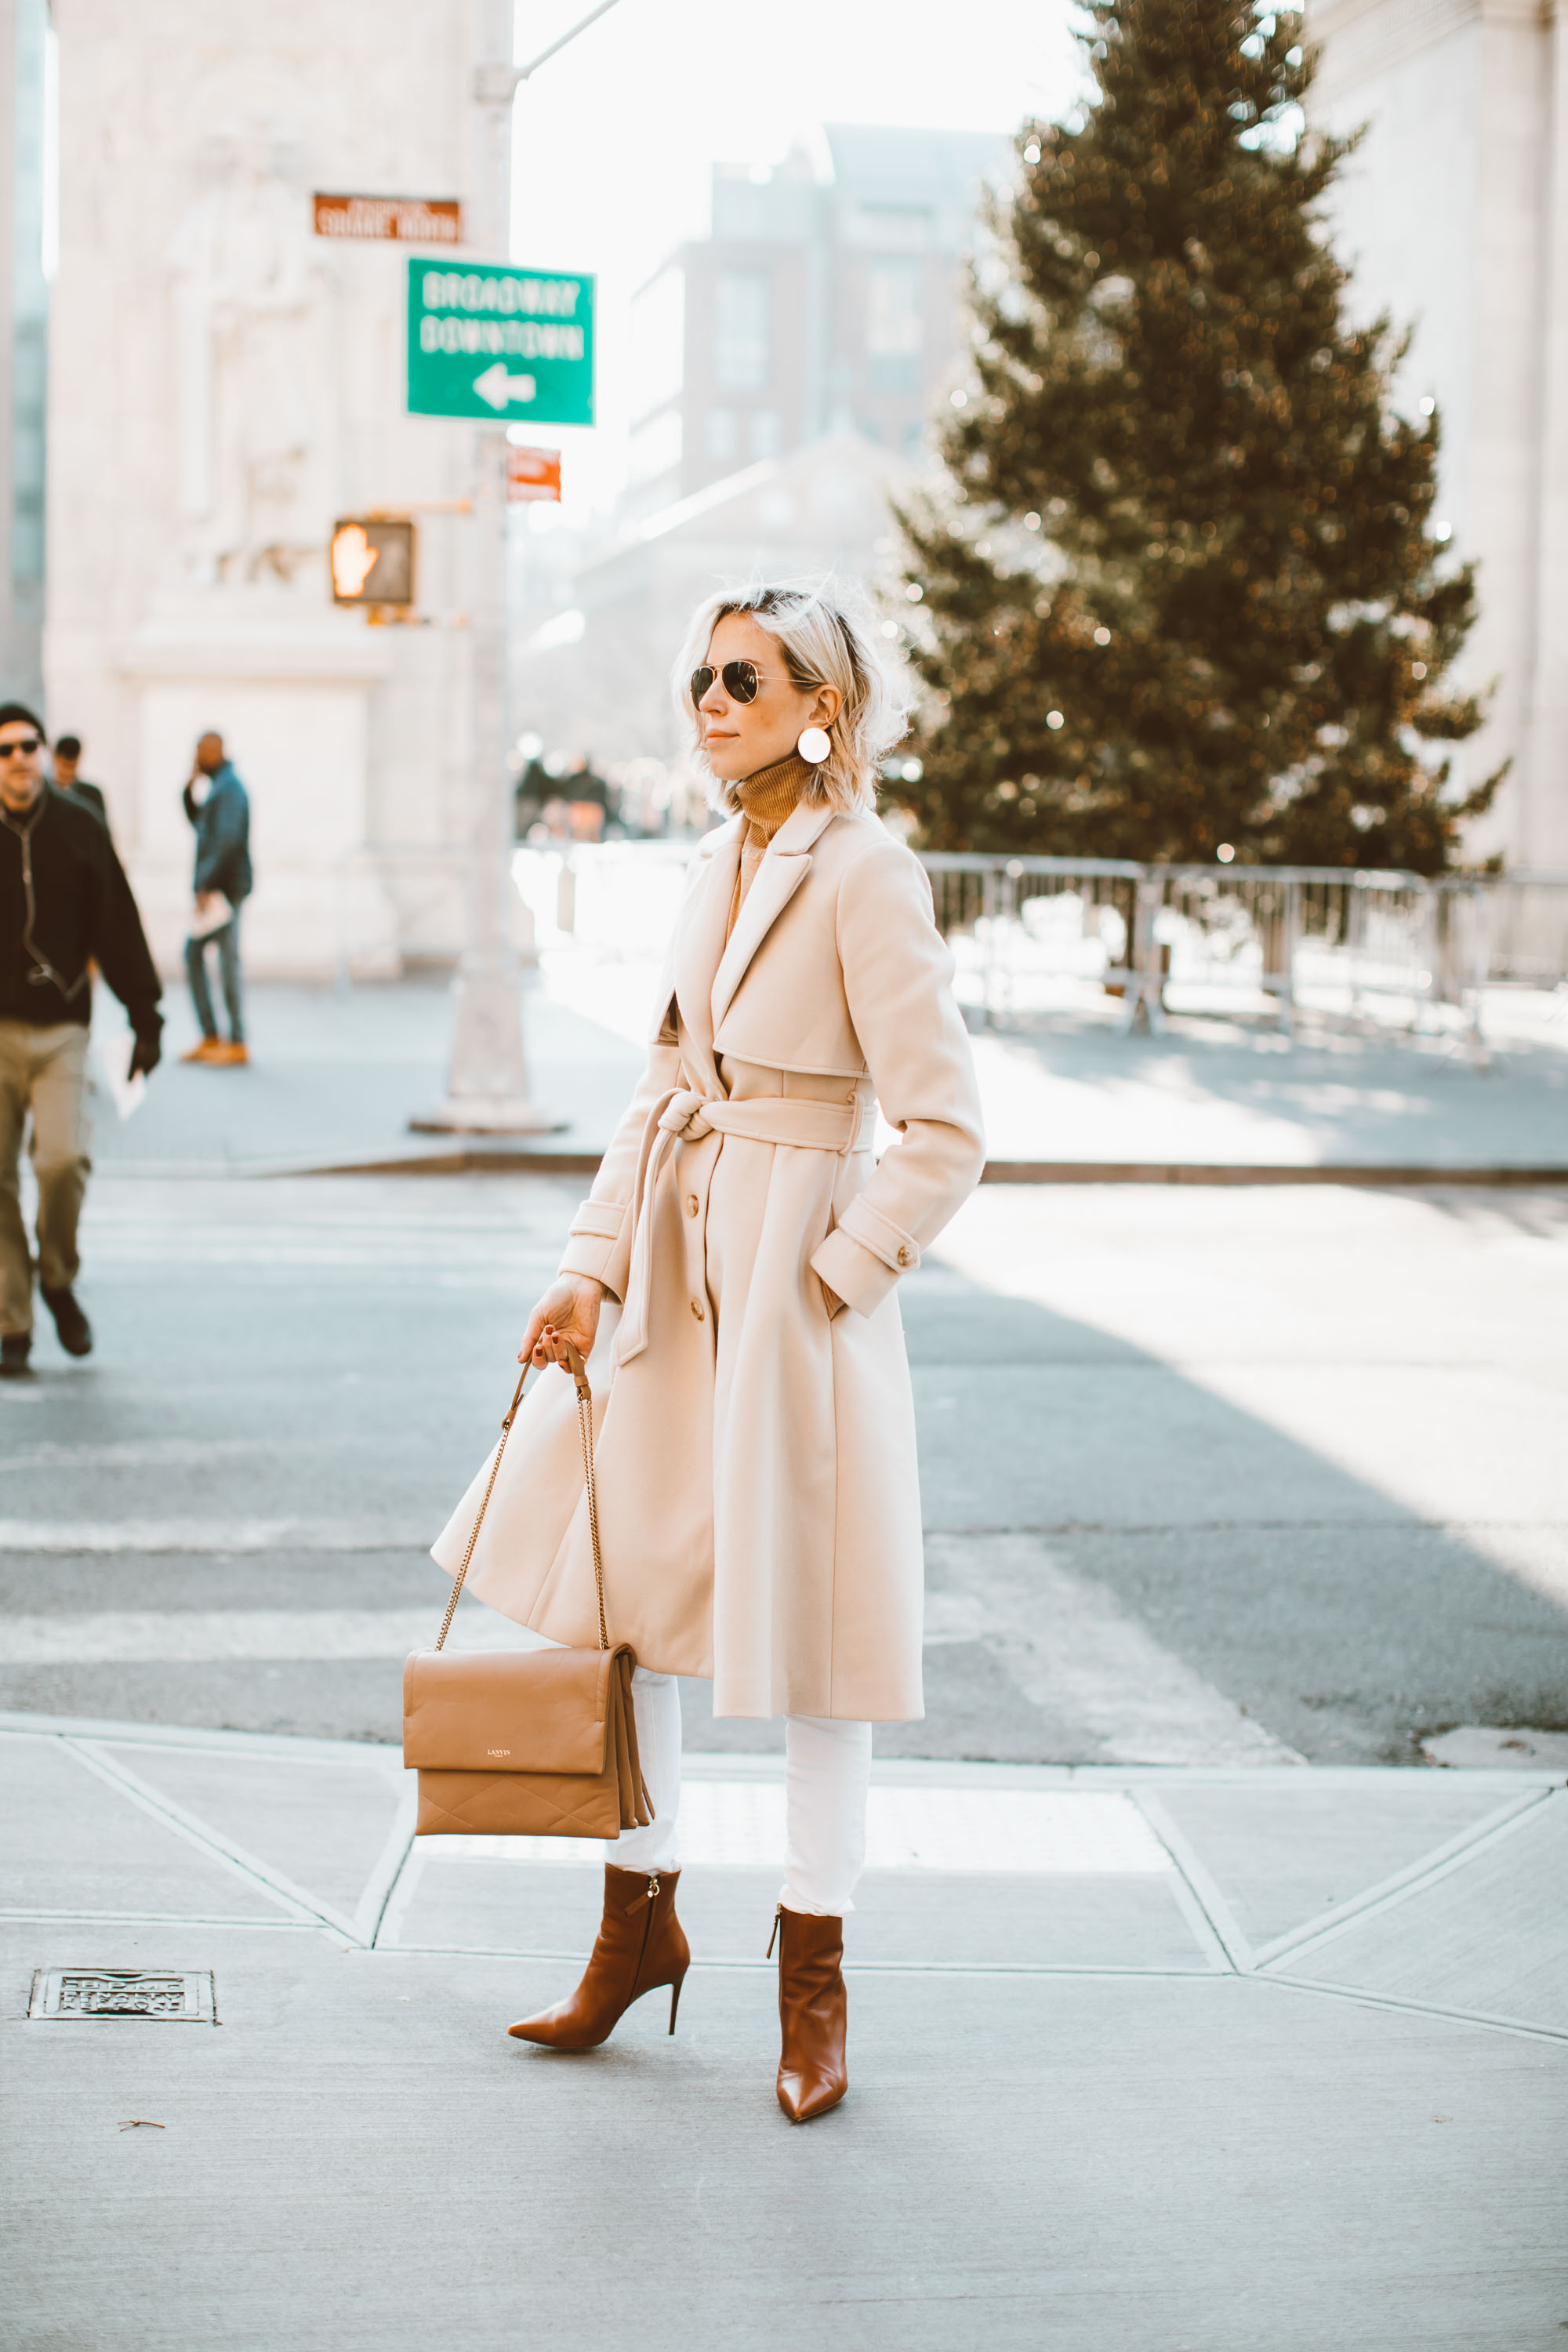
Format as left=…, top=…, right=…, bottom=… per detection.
left=432, top=580, right=985, bottom=2122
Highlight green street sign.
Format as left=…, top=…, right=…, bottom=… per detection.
left=406, top=260, right=595, bottom=424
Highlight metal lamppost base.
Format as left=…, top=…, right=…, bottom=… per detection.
left=409, top=1098, right=566, bottom=1136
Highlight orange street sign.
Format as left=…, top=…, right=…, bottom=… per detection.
left=508, top=446, right=562, bottom=503
left=314, top=194, right=463, bottom=245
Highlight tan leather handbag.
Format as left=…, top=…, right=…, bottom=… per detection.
left=403, top=1345, right=652, bottom=1841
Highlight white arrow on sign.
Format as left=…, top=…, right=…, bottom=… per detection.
left=473, top=363, right=538, bottom=411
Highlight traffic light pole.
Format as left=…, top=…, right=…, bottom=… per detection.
left=416, top=0, right=621, bottom=1135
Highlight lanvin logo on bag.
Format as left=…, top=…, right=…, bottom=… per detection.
left=487, top=1748, right=512, bottom=1757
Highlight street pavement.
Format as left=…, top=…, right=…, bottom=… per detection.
left=3, top=969, right=1566, bottom=2347
left=2, top=1170, right=1566, bottom=1762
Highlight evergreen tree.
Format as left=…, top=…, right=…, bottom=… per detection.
left=898, top=0, right=1496, bottom=870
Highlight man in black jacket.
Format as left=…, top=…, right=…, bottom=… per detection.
left=52, top=734, right=110, bottom=833
left=0, top=702, right=162, bottom=1375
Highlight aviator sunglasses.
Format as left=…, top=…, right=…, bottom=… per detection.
left=690, top=660, right=760, bottom=710
left=0, top=734, right=42, bottom=756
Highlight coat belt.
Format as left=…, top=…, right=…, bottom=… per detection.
left=616, top=1085, right=863, bottom=1363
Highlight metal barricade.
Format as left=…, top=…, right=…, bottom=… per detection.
left=337, top=837, right=1568, bottom=1076
left=916, top=855, right=1568, bottom=1066
left=1474, top=873, right=1568, bottom=989
left=513, top=838, right=699, bottom=957
left=921, top=855, right=1146, bottom=1025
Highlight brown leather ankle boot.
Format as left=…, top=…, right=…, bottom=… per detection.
left=769, top=1903, right=848, bottom=2122
left=508, top=1865, right=689, bottom=2049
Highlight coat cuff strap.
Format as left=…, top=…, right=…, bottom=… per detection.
left=568, top=1200, right=626, bottom=1242
left=837, top=1196, right=921, bottom=1276
left=559, top=1200, right=633, bottom=1301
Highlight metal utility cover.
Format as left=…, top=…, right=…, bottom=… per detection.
left=29, top=1969, right=216, bottom=2023
left=406, top=260, right=595, bottom=424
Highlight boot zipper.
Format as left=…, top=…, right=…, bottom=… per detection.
left=631, top=1874, right=659, bottom=1991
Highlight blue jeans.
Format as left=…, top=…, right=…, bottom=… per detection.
left=185, top=910, right=245, bottom=1044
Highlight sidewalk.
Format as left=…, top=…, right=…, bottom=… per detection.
left=4, top=1708, right=1564, bottom=2350
left=91, top=975, right=642, bottom=1177
left=90, top=962, right=1568, bottom=1179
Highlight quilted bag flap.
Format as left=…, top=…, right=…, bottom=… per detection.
left=402, top=1644, right=626, bottom=1774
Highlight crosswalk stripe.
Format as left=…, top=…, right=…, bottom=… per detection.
left=0, top=1607, right=538, bottom=1661
left=925, top=1533, right=1302, bottom=1767
left=0, top=1525, right=431, bottom=1556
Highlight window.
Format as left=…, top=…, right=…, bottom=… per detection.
left=866, top=258, right=923, bottom=396
left=750, top=409, right=782, bottom=460
left=629, top=408, right=682, bottom=484
left=705, top=408, right=737, bottom=463
left=715, top=268, right=771, bottom=391
left=849, top=203, right=934, bottom=252
left=630, top=267, right=685, bottom=422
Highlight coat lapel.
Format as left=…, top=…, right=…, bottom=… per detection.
left=710, top=800, right=837, bottom=1039
left=673, top=820, right=742, bottom=1091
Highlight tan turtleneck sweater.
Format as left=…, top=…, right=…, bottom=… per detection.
left=725, top=752, right=811, bottom=942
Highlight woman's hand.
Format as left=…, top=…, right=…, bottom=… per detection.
left=519, top=1275, right=605, bottom=1372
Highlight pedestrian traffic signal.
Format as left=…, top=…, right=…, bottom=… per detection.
left=330, top=518, right=416, bottom=607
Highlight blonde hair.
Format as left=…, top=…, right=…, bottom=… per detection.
left=670, top=577, right=913, bottom=815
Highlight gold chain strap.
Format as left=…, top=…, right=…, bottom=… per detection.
left=434, top=1343, right=608, bottom=1653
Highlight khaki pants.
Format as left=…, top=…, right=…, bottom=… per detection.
left=0, top=1020, right=92, bottom=1338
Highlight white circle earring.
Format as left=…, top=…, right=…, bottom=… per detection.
left=797, top=726, right=831, bottom=764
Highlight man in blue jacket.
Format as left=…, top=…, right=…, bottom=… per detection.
left=181, top=731, right=252, bottom=1066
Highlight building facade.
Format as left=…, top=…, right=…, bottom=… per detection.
left=0, top=0, right=49, bottom=710
left=1307, top=0, right=1568, bottom=870
left=626, top=125, right=1005, bottom=519
left=44, top=0, right=493, bottom=977
left=503, top=124, right=1004, bottom=773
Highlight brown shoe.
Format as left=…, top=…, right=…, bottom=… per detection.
left=180, top=1037, right=223, bottom=1063
left=770, top=1904, right=848, bottom=2122
left=508, top=1865, right=688, bottom=2049
left=215, top=1040, right=249, bottom=1065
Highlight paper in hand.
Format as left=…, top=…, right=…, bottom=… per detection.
left=189, top=893, right=234, bottom=940
left=96, top=1025, right=147, bottom=1123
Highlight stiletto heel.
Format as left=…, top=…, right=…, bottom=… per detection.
left=668, top=1969, right=688, bottom=2034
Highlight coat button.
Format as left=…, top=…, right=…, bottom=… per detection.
left=897, top=1245, right=915, bottom=1268
left=690, top=1298, right=705, bottom=1320
left=684, top=1193, right=699, bottom=1216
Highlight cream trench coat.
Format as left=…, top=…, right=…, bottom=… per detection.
left=430, top=799, right=985, bottom=1720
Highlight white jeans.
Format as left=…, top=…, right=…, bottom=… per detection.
left=609, top=1668, right=873, bottom=1917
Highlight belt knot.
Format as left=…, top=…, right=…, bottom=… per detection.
left=658, top=1089, right=713, bottom=1142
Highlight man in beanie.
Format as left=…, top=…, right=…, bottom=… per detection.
left=0, top=702, right=162, bottom=1376
left=52, top=734, right=110, bottom=833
